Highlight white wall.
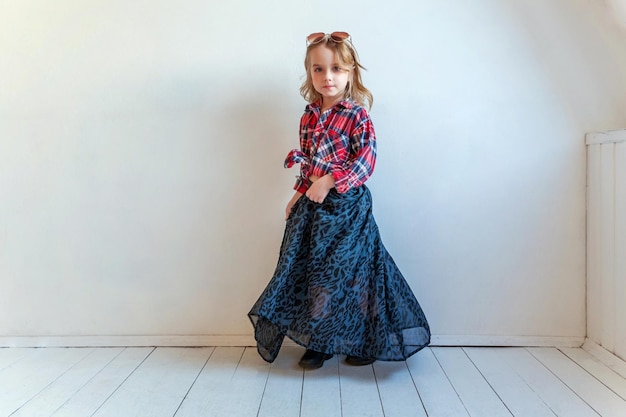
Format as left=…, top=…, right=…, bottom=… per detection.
left=2, top=0, right=626, bottom=346
left=608, top=0, right=626, bottom=27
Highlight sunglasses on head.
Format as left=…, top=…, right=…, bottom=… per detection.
left=306, top=31, right=351, bottom=45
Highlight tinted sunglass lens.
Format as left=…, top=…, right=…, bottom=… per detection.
left=330, top=31, right=349, bottom=41
left=307, top=32, right=326, bottom=43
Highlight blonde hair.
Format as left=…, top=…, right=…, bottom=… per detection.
left=300, top=38, right=373, bottom=109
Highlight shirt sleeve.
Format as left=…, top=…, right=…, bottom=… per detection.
left=284, top=149, right=310, bottom=194
left=292, top=114, right=312, bottom=194
left=330, top=114, right=377, bottom=193
left=294, top=173, right=309, bottom=194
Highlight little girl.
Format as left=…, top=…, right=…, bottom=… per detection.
left=249, top=32, right=430, bottom=369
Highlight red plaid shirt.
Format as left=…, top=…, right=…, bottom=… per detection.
left=285, top=99, right=377, bottom=194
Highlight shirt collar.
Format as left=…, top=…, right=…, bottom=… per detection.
left=306, top=99, right=354, bottom=112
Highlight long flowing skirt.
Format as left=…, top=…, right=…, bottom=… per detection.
left=248, top=185, right=430, bottom=363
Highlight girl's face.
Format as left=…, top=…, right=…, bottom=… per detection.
left=308, top=45, right=351, bottom=108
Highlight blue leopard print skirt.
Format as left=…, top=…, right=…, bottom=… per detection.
left=248, top=185, right=430, bottom=362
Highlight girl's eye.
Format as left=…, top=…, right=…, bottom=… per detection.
left=313, top=68, right=322, bottom=72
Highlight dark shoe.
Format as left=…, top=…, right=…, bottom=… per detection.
left=298, top=349, right=333, bottom=369
left=345, top=355, right=376, bottom=366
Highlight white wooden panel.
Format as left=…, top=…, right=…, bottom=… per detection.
left=586, top=130, right=626, bottom=145
left=93, top=347, right=212, bottom=417
left=373, top=361, right=427, bottom=417
left=257, top=347, right=304, bottom=417
left=52, top=348, right=154, bottom=417
left=587, top=144, right=603, bottom=344
left=498, top=348, right=598, bottom=417
left=12, top=348, right=123, bottom=417
left=300, top=355, right=342, bottom=417
left=338, top=359, right=384, bottom=417
left=431, top=347, right=511, bottom=417
left=587, top=137, right=626, bottom=360
left=406, top=348, right=470, bottom=417
left=600, top=143, right=617, bottom=352
left=615, top=141, right=626, bottom=361
left=464, top=348, right=555, bottom=417
left=529, top=347, right=626, bottom=417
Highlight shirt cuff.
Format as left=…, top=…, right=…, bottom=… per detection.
left=294, top=177, right=309, bottom=194
left=331, top=171, right=351, bottom=193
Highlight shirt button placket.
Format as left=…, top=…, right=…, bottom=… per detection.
left=314, top=118, right=324, bottom=138
left=313, top=123, right=322, bottom=142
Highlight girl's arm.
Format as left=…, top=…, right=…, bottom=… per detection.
left=331, top=115, right=376, bottom=193
left=305, top=174, right=335, bottom=204
left=285, top=112, right=314, bottom=196
left=285, top=191, right=303, bottom=220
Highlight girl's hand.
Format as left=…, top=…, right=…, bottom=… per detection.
left=306, top=174, right=335, bottom=204
left=285, top=192, right=303, bottom=220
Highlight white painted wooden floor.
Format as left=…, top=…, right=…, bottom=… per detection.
left=1, top=346, right=626, bottom=417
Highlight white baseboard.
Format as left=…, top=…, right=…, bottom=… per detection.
left=0, top=334, right=585, bottom=348
left=582, top=338, right=626, bottom=379
left=431, top=335, right=584, bottom=347
left=0, top=335, right=256, bottom=348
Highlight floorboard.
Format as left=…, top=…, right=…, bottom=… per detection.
left=300, top=354, right=341, bottom=417
left=222, top=347, right=271, bottom=417
left=174, top=347, right=245, bottom=417
left=432, top=347, right=512, bottom=417
left=406, top=347, right=470, bottom=417
left=11, top=348, right=123, bottom=417
left=373, top=360, right=427, bottom=417
left=0, top=348, right=36, bottom=373
left=92, top=347, right=212, bottom=417
left=498, top=348, right=600, bottom=417
left=257, top=346, right=303, bottom=417
left=338, top=359, right=384, bottom=417
left=51, top=347, right=154, bottom=417
left=0, top=348, right=93, bottom=416
left=583, top=340, right=626, bottom=380
left=463, top=348, right=556, bottom=417
left=529, top=347, right=626, bottom=417
left=560, top=347, right=626, bottom=400
left=0, top=346, right=624, bottom=417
